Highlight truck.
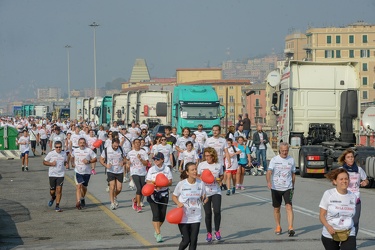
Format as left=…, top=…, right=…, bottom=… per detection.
left=100, top=96, right=112, bottom=127
left=269, top=61, right=375, bottom=178
left=13, top=106, right=22, bottom=117
left=21, top=104, right=35, bottom=117
left=172, top=85, right=225, bottom=135
left=35, top=105, right=48, bottom=118
left=111, top=90, right=171, bottom=129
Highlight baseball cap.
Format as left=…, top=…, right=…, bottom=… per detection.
left=152, top=152, right=164, bottom=161
left=119, top=125, right=126, bottom=130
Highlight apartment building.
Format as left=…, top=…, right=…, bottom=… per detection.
left=285, top=21, right=375, bottom=103
left=37, top=87, right=61, bottom=100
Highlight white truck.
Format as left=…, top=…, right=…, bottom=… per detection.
left=269, top=61, right=375, bottom=178
left=112, top=90, right=171, bottom=128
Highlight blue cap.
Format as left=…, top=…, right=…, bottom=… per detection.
left=152, top=152, right=164, bottom=160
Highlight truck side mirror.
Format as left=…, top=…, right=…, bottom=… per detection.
left=220, top=106, right=225, bottom=118
left=272, top=93, right=278, bottom=105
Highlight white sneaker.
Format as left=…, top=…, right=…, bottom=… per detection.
left=123, top=176, right=129, bottom=183
left=129, top=179, right=135, bottom=190
left=106, top=186, right=109, bottom=192
left=114, top=198, right=119, bottom=208
left=140, top=202, right=145, bottom=207
left=110, top=203, right=116, bottom=210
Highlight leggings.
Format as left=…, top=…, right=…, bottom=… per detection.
left=40, top=139, right=48, bottom=151
left=147, top=196, right=168, bottom=222
left=178, top=223, right=200, bottom=250
left=353, top=200, right=361, bottom=236
left=132, top=175, right=145, bottom=195
left=321, top=235, right=356, bottom=250
left=203, top=194, right=221, bottom=233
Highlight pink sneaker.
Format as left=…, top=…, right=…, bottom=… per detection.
left=137, top=206, right=142, bottom=213
left=132, top=198, right=137, bottom=211
left=240, top=186, right=245, bottom=190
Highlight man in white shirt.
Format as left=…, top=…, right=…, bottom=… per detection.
left=266, top=142, right=296, bottom=237
left=71, top=138, right=97, bottom=210
left=43, top=141, right=68, bottom=212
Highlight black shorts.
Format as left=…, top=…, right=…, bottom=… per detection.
left=271, top=189, right=293, bottom=208
left=49, top=177, right=64, bottom=190
left=75, top=173, right=91, bottom=187
left=31, top=140, right=37, bottom=149
left=107, top=172, right=124, bottom=182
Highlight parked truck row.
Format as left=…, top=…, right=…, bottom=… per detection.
left=69, top=85, right=225, bottom=135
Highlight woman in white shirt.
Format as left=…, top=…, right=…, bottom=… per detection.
left=173, top=162, right=206, bottom=250
left=319, top=168, right=357, bottom=250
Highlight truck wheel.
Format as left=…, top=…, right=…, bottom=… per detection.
left=299, top=151, right=309, bottom=178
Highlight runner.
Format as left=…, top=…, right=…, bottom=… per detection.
left=71, top=138, right=97, bottom=210
left=153, top=136, right=174, bottom=170
left=197, top=147, right=224, bottom=242
left=266, top=142, right=296, bottom=236
left=18, top=129, right=30, bottom=171
left=146, top=152, right=173, bottom=243
left=179, top=141, right=199, bottom=172
left=224, top=138, right=241, bottom=196
left=204, top=125, right=230, bottom=190
left=99, top=138, right=126, bottom=210
left=126, top=138, right=149, bottom=212
left=338, top=148, right=369, bottom=236
left=235, top=136, right=251, bottom=190
left=43, top=141, right=68, bottom=212
left=319, top=168, right=357, bottom=250
left=172, top=162, right=206, bottom=250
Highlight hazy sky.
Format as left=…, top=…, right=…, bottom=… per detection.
left=0, top=0, right=374, bottom=99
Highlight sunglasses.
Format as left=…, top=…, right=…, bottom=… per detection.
left=153, top=158, right=162, bottom=161
left=161, top=139, right=166, bottom=141
left=55, top=146, right=62, bottom=149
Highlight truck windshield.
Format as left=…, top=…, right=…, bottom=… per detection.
left=180, top=106, right=219, bottom=120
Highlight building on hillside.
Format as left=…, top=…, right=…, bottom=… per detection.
left=70, top=89, right=81, bottom=97
left=284, top=32, right=307, bottom=61
left=285, top=21, right=375, bottom=103
left=37, top=87, right=61, bottom=100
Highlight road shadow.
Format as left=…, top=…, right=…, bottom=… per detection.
left=295, top=224, right=323, bottom=236
left=0, top=198, right=30, bottom=249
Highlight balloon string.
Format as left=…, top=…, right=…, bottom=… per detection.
left=151, top=199, right=177, bottom=207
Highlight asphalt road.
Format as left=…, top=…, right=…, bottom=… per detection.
left=1, top=154, right=375, bottom=250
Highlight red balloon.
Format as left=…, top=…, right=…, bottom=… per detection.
left=155, top=173, right=169, bottom=187
left=201, top=169, right=215, bottom=184
left=93, top=139, right=103, bottom=149
left=166, top=207, right=184, bottom=224
left=141, top=183, right=155, bottom=196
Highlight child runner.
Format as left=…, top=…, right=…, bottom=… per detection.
left=235, top=136, right=251, bottom=190
left=225, top=138, right=241, bottom=195
left=172, top=162, right=206, bottom=250
left=179, top=141, right=199, bottom=172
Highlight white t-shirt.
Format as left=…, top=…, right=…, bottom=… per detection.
left=29, top=129, right=39, bottom=141
left=268, top=155, right=296, bottom=191
left=179, top=150, right=199, bottom=169
left=86, top=136, right=97, bottom=150
left=49, top=132, right=66, bottom=150
left=346, top=167, right=367, bottom=199
left=18, top=136, right=30, bottom=153
left=197, top=161, right=223, bottom=197
left=44, top=151, right=67, bottom=177
left=97, top=130, right=107, bottom=141
left=38, top=128, right=47, bottom=140
left=128, top=127, right=141, bottom=141
left=101, top=146, right=125, bottom=174
left=127, top=149, right=149, bottom=176
left=194, top=131, right=208, bottom=147
left=176, top=136, right=193, bottom=151
left=225, top=146, right=240, bottom=171
left=72, top=147, right=97, bottom=175
left=204, top=137, right=227, bottom=167
left=104, top=139, right=112, bottom=149
left=319, top=188, right=356, bottom=239
left=146, top=165, right=173, bottom=192
left=154, top=144, right=173, bottom=166
left=70, top=133, right=82, bottom=148
left=173, top=179, right=206, bottom=224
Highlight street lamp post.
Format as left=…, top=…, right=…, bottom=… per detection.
left=89, top=22, right=99, bottom=97
left=65, top=45, right=71, bottom=100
